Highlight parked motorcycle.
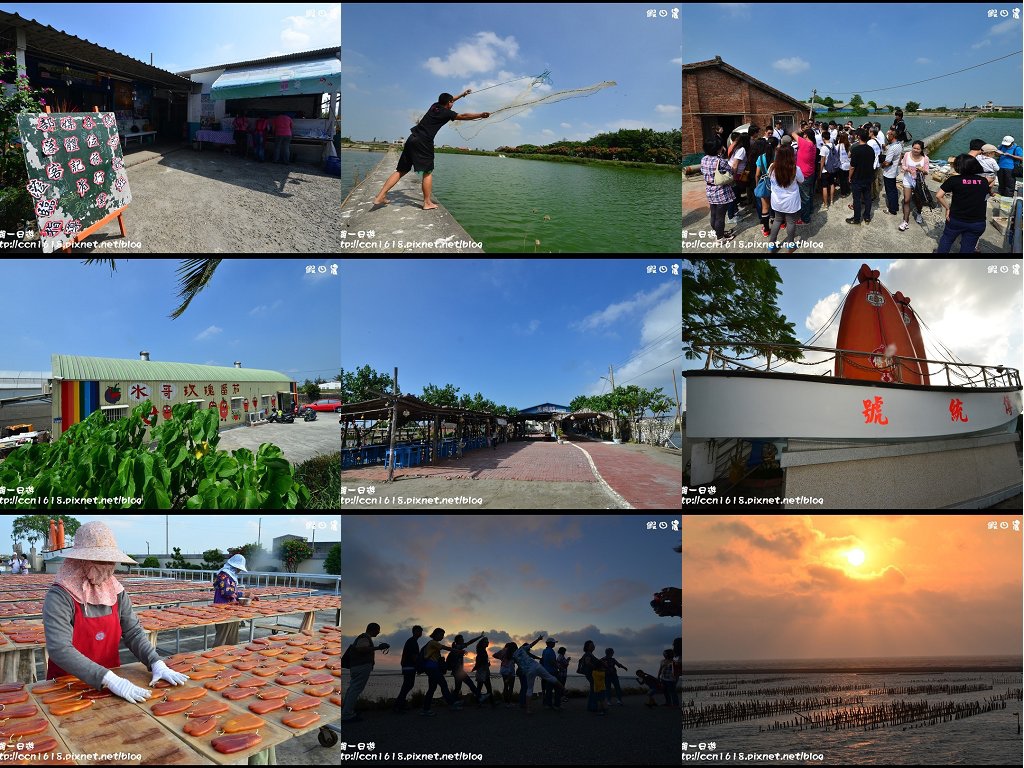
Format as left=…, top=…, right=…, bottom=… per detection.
left=268, top=409, right=294, bottom=424
left=303, top=409, right=317, bottom=422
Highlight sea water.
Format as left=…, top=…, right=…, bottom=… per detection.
left=683, top=656, right=1023, bottom=765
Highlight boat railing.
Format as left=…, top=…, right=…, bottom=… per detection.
left=698, top=342, right=1021, bottom=389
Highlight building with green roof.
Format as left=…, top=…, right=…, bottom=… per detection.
left=51, top=352, right=297, bottom=438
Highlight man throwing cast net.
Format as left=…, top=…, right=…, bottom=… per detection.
left=372, top=90, right=489, bottom=211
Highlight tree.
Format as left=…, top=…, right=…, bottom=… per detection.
left=867, top=101, right=877, bottom=110
left=278, top=538, right=313, bottom=573
left=341, top=365, right=394, bottom=402
left=905, top=101, right=920, bottom=112
left=849, top=94, right=864, bottom=108
left=324, top=543, right=340, bottom=576
left=302, top=381, right=321, bottom=402
left=84, top=259, right=222, bottom=319
left=821, top=96, right=835, bottom=108
left=683, top=260, right=802, bottom=366
left=420, top=383, right=461, bottom=408
left=11, top=515, right=81, bottom=555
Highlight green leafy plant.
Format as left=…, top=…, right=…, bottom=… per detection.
left=0, top=400, right=310, bottom=509
left=324, top=543, right=340, bottom=576
left=0, top=52, right=54, bottom=231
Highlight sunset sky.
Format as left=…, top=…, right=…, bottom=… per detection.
left=684, top=515, right=1023, bottom=662
left=343, top=514, right=681, bottom=674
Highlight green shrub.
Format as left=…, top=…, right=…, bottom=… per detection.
left=0, top=400, right=310, bottom=509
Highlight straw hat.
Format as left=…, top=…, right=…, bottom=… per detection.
left=61, top=521, right=137, bottom=564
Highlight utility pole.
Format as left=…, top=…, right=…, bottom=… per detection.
left=165, top=515, right=168, bottom=558
left=386, top=367, right=399, bottom=483
left=257, top=518, right=261, bottom=552
left=810, top=88, right=816, bottom=121
left=672, top=369, right=682, bottom=434
left=608, top=364, right=618, bottom=443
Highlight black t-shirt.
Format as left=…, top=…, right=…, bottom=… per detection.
left=400, top=635, right=420, bottom=668
left=412, top=104, right=458, bottom=143
left=849, top=144, right=876, bottom=181
left=891, top=118, right=907, bottom=140
left=940, top=174, right=990, bottom=223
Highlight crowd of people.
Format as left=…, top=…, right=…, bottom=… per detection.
left=225, top=111, right=297, bottom=163
left=699, top=109, right=1022, bottom=252
left=340, top=624, right=682, bottom=722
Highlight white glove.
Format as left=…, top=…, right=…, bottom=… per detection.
left=149, top=660, right=190, bottom=687
left=102, top=670, right=153, bottom=703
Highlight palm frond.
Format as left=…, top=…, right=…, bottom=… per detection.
left=83, top=259, right=117, bottom=272
left=169, top=259, right=222, bottom=319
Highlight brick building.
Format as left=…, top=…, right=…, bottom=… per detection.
left=682, top=56, right=810, bottom=155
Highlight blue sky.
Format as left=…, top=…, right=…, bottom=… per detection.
left=682, top=258, right=1024, bottom=411
left=684, top=3, right=1023, bottom=108
left=342, top=2, right=681, bottom=150
left=3, top=2, right=340, bottom=72
left=0, top=513, right=339, bottom=562
left=0, top=258, right=340, bottom=381
left=341, top=259, right=683, bottom=412
left=344, top=514, right=681, bottom=675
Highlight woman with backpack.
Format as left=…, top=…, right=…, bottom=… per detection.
left=754, top=136, right=778, bottom=236
left=579, top=640, right=608, bottom=715
left=420, top=627, right=461, bottom=716
left=835, top=131, right=851, bottom=197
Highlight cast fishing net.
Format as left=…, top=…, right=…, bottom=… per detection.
left=449, top=71, right=616, bottom=140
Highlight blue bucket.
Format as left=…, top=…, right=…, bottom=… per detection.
left=324, top=156, right=341, bottom=176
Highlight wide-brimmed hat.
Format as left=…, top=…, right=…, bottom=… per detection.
left=982, top=144, right=998, bottom=153
left=225, top=554, right=247, bottom=571
left=61, top=521, right=137, bottom=564
left=1001, top=136, right=1015, bottom=146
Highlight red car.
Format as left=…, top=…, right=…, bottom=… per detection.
left=306, top=398, right=343, bottom=413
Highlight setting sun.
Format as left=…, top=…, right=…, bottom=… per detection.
left=846, top=548, right=866, bottom=567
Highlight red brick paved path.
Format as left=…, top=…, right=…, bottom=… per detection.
left=342, top=440, right=596, bottom=483
left=574, top=441, right=681, bottom=510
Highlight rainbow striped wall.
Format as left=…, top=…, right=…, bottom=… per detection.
left=60, top=380, right=100, bottom=428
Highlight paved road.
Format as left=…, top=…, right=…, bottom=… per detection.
left=216, top=414, right=338, bottom=465
left=341, top=694, right=679, bottom=764
left=573, top=440, right=681, bottom=509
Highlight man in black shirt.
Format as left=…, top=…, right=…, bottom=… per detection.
left=373, top=91, right=490, bottom=209
left=846, top=128, right=876, bottom=224
left=393, top=625, right=423, bottom=712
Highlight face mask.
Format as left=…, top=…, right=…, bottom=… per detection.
left=86, top=563, right=116, bottom=586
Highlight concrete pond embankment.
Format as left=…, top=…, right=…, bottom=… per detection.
left=341, top=150, right=484, bottom=253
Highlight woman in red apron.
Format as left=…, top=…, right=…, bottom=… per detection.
left=43, top=521, right=189, bottom=701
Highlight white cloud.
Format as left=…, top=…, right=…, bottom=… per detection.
left=655, top=104, right=677, bottom=115
left=424, top=32, right=518, bottom=77
left=581, top=286, right=683, bottom=397
left=990, top=17, right=1021, bottom=35
left=528, top=319, right=540, bottom=333
left=773, top=57, right=809, bottom=74
left=971, top=39, right=992, bottom=49
left=574, top=283, right=676, bottom=332
left=195, top=325, right=223, bottom=341
left=279, top=4, right=340, bottom=52
left=541, top=128, right=554, bottom=136
left=716, top=3, right=751, bottom=17
left=560, top=122, right=572, bottom=129
left=915, top=57, right=931, bottom=64
left=671, top=57, right=683, bottom=65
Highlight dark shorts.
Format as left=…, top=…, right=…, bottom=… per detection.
left=397, top=134, right=434, bottom=174
left=820, top=171, right=834, bottom=187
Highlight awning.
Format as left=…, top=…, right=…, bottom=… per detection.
left=209, top=56, right=340, bottom=100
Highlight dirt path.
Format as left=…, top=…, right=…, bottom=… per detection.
left=80, top=150, right=338, bottom=252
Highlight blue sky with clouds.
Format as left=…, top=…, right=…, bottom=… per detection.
left=682, top=258, right=1024, bottom=411
left=684, top=3, right=1023, bottom=108
left=341, top=259, right=683, bottom=412
left=342, top=2, right=681, bottom=150
left=343, top=514, right=681, bottom=675
left=1, top=258, right=340, bottom=381
left=4, top=2, right=339, bottom=72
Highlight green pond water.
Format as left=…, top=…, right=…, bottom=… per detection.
left=428, top=153, right=680, bottom=253
left=342, top=150, right=387, bottom=200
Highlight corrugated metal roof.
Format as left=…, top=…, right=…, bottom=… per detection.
left=51, top=355, right=291, bottom=383
left=176, top=47, right=341, bottom=76
left=0, top=11, right=195, bottom=90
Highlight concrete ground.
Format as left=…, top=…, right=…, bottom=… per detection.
left=341, top=150, right=483, bottom=253
left=683, top=173, right=1013, bottom=253
left=216, top=414, right=339, bottom=465
left=341, top=438, right=681, bottom=509
left=73, top=146, right=338, bottom=253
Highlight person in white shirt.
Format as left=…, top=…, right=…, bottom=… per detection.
left=512, top=635, right=564, bottom=714
left=881, top=129, right=904, bottom=216
left=867, top=127, right=883, bottom=202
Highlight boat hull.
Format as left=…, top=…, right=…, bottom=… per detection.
left=684, top=370, right=1022, bottom=440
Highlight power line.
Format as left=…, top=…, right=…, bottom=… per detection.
left=824, top=50, right=1022, bottom=95
left=613, top=321, right=683, bottom=371
left=617, top=355, right=683, bottom=385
